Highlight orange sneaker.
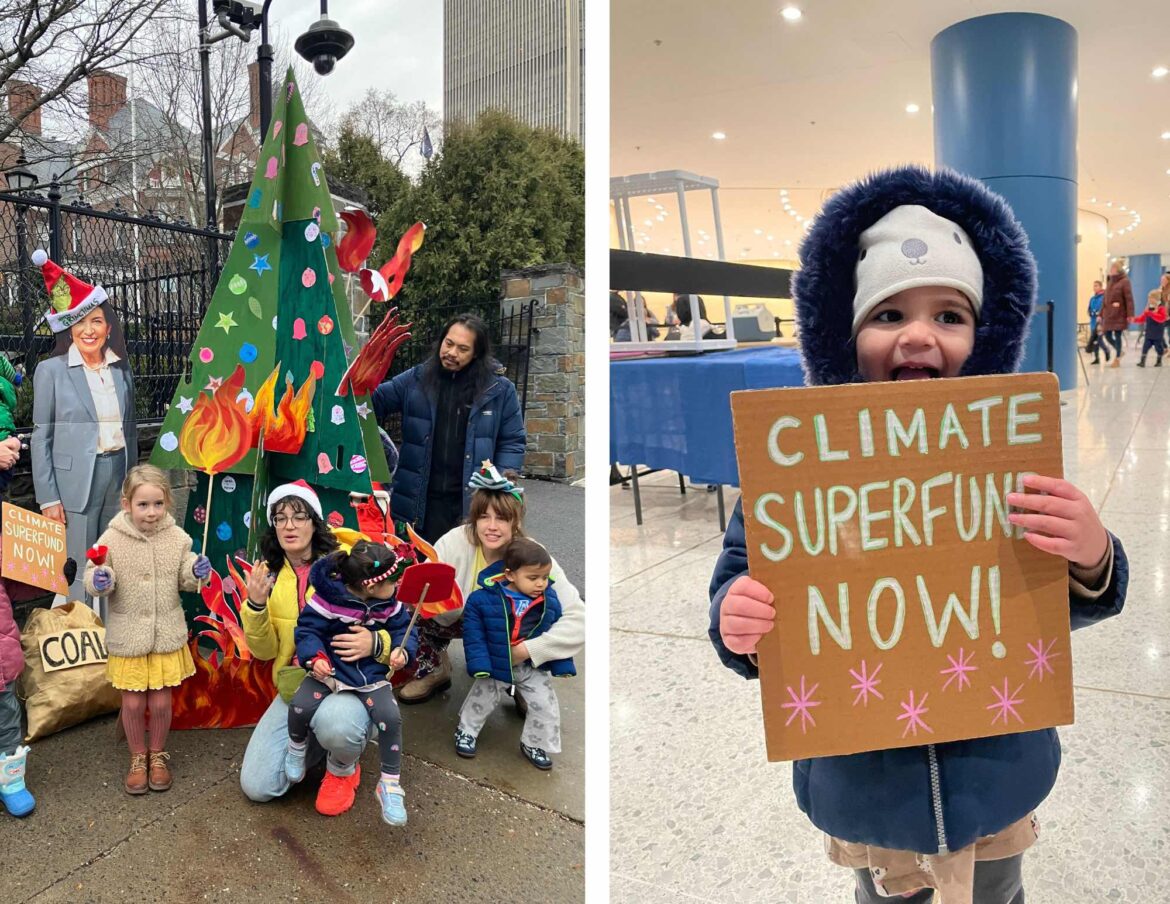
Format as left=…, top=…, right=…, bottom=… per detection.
left=315, top=765, right=361, bottom=816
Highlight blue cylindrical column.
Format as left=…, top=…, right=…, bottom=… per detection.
left=932, top=14, right=1077, bottom=387
left=1128, top=253, right=1162, bottom=313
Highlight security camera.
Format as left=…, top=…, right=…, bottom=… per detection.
left=294, top=17, right=355, bottom=76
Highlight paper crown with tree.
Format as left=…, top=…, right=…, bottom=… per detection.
left=149, top=69, right=413, bottom=729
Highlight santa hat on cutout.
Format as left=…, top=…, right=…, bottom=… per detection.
left=266, top=479, right=323, bottom=524
left=31, top=249, right=108, bottom=334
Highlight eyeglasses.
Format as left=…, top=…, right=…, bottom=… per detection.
left=273, top=513, right=311, bottom=527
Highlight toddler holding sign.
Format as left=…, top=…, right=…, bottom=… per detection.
left=711, top=166, right=1128, bottom=903
left=85, top=464, right=211, bottom=795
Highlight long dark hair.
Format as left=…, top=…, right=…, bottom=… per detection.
left=258, top=496, right=339, bottom=575
left=51, top=301, right=129, bottom=360
left=420, top=313, right=495, bottom=398
left=674, top=295, right=707, bottom=327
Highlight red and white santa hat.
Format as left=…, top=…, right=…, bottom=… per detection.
left=31, top=249, right=108, bottom=334
left=266, top=479, right=323, bottom=524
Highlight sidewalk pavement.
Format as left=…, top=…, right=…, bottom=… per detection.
left=6, top=480, right=585, bottom=903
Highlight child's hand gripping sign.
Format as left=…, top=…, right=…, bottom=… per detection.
left=730, top=373, right=1071, bottom=761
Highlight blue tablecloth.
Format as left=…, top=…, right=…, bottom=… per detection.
left=610, top=347, right=806, bottom=486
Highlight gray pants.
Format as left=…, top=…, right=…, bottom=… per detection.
left=0, top=685, right=23, bottom=756
left=65, top=451, right=124, bottom=616
left=854, top=854, right=1024, bottom=904
left=457, top=662, right=561, bottom=753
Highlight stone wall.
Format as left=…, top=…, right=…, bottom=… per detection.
left=500, top=264, right=584, bottom=482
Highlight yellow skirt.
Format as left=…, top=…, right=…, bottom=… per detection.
left=107, top=646, right=196, bottom=692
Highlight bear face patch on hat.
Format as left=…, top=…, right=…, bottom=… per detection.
left=852, top=205, right=983, bottom=335
left=31, top=249, right=109, bottom=334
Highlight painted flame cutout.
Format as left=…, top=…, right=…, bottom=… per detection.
left=336, top=208, right=377, bottom=273
left=359, top=222, right=425, bottom=302
left=248, top=364, right=318, bottom=454
left=178, top=365, right=253, bottom=474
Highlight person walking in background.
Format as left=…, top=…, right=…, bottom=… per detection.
left=1132, top=290, right=1167, bottom=367
left=1100, top=260, right=1134, bottom=368
left=372, top=314, right=526, bottom=543
left=1087, top=279, right=1107, bottom=364
left=1159, top=272, right=1170, bottom=356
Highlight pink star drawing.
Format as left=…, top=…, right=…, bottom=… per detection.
left=780, top=675, right=821, bottom=734
left=204, top=376, right=224, bottom=391
left=987, top=679, right=1025, bottom=726
left=897, top=690, right=933, bottom=738
left=940, top=648, right=978, bottom=692
left=1024, top=638, right=1059, bottom=681
left=849, top=660, right=884, bottom=707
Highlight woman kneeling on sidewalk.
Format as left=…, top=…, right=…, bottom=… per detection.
left=239, top=481, right=393, bottom=816
left=395, top=462, right=585, bottom=707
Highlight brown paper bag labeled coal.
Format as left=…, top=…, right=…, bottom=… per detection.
left=16, top=603, right=120, bottom=741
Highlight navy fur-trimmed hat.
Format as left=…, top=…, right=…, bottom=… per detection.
left=793, top=165, right=1037, bottom=386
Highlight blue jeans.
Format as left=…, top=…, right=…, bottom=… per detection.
left=239, top=692, right=372, bottom=802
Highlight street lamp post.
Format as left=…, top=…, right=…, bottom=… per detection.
left=5, top=154, right=38, bottom=374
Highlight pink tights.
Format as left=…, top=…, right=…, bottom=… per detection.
left=120, top=689, right=174, bottom=755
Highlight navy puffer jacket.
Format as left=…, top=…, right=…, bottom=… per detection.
left=708, top=165, right=1129, bottom=854
left=463, top=561, right=576, bottom=683
left=372, top=362, right=526, bottom=527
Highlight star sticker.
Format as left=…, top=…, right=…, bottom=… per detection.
left=205, top=376, right=224, bottom=391
left=355, top=402, right=370, bottom=419
left=216, top=312, right=238, bottom=333
left=481, top=459, right=493, bottom=469
left=249, top=254, right=272, bottom=276
left=176, top=396, right=193, bottom=414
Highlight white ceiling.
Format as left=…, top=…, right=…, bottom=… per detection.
left=610, top=1, right=1170, bottom=263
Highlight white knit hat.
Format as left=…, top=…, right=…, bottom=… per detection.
left=852, top=205, right=983, bottom=335
left=266, top=479, right=322, bottom=524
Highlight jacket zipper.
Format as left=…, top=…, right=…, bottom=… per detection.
left=927, top=744, right=949, bottom=854
left=501, top=594, right=515, bottom=690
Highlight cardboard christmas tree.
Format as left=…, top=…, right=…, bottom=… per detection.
left=150, top=69, right=391, bottom=728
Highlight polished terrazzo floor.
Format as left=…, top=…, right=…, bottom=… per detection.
left=609, top=353, right=1170, bottom=902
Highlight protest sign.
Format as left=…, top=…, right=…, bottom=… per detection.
left=2, top=502, right=68, bottom=595
left=731, top=373, right=1070, bottom=761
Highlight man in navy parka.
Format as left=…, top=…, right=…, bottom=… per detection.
left=708, top=166, right=1128, bottom=896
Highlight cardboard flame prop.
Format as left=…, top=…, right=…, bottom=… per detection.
left=337, top=208, right=377, bottom=273
left=336, top=307, right=412, bottom=397
left=248, top=363, right=321, bottom=453
left=359, top=222, right=425, bottom=302
left=173, top=556, right=276, bottom=729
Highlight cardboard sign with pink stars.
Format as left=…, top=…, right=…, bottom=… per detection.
left=2, top=502, right=68, bottom=596
left=730, top=373, right=1071, bottom=761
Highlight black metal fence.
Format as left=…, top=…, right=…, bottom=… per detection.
left=0, top=183, right=232, bottom=429
left=0, top=184, right=535, bottom=436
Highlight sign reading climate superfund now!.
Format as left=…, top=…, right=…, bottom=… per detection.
left=730, top=373, right=1070, bottom=761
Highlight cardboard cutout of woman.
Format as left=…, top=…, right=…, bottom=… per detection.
left=29, top=250, right=137, bottom=614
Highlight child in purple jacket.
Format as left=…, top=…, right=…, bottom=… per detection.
left=0, top=569, right=34, bottom=817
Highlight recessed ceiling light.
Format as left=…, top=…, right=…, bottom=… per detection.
left=712, top=131, right=727, bottom=140
left=1089, top=197, right=1096, bottom=202
left=1162, top=132, right=1170, bottom=140
left=1121, top=206, right=1127, bottom=211
left=656, top=214, right=665, bottom=221
left=754, top=228, right=763, bottom=235
left=905, top=103, right=920, bottom=114
left=784, top=239, right=792, bottom=246
left=773, top=251, right=780, bottom=257
left=781, top=6, right=802, bottom=22
left=1108, top=232, right=1114, bottom=238
left=767, top=234, right=774, bottom=241
left=1106, top=201, right=1113, bottom=206
left=643, top=219, right=653, bottom=226
left=779, top=189, right=788, bottom=196
left=1154, top=65, right=1169, bottom=78
left=646, top=197, right=656, bottom=204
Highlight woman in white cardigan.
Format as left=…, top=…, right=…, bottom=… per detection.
left=396, top=466, right=585, bottom=704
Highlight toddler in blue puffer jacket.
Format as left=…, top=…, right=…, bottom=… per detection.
left=455, top=537, right=575, bottom=771
left=710, top=166, right=1128, bottom=903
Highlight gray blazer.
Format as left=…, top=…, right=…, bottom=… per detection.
left=31, top=354, right=138, bottom=511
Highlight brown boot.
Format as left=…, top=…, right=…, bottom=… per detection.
left=148, top=751, right=172, bottom=791
left=397, top=651, right=452, bottom=704
left=1110, top=358, right=1120, bottom=368
left=125, top=753, right=149, bottom=795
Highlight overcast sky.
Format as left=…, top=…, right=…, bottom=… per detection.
left=274, top=0, right=442, bottom=112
